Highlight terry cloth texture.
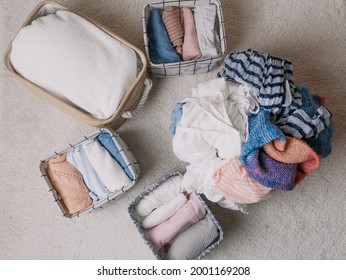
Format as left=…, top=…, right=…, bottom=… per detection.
left=147, top=8, right=181, bottom=64
left=180, top=7, right=202, bottom=61
left=10, top=10, right=137, bottom=120
left=217, top=49, right=333, bottom=153
left=213, top=157, right=275, bottom=204
left=46, top=154, right=92, bottom=214
left=161, top=7, right=183, bottom=56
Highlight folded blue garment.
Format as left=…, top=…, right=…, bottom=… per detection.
left=97, top=133, right=134, bottom=180
left=147, top=8, right=181, bottom=64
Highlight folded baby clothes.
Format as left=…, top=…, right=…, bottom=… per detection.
left=213, top=157, right=275, bottom=204
left=47, top=154, right=92, bottom=214
left=134, top=175, right=185, bottom=219
left=180, top=7, right=202, bottom=61
left=145, top=192, right=206, bottom=253
left=147, top=8, right=181, bottom=64
left=82, top=139, right=132, bottom=193
left=97, top=132, right=134, bottom=180
left=10, top=10, right=137, bottom=119
left=162, top=7, right=183, bottom=56
left=141, top=193, right=188, bottom=229
left=66, top=144, right=110, bottom=201
left=193, top=2, right=220, bottom=58
left=263, top=137, right=320, bottom=185
left=166, top=214, right=219, bottom=260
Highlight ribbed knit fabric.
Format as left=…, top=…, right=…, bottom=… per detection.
left=240, top=109, right=298, bottom=191
left=213, top=157, right=275, bottom=204
left=263, top=137, right=320, bottom=185
left=147, top=8, right=181, bottom=64
left=162, top=7, right=183, bottom=55
left=245, top=150, right=297, bottom=191
left=180, top=7, right=202, bottom=61
left=217, top=50, right=333, bottom=147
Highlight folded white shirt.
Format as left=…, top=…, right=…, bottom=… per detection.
left=82, top=139, right=131, bottom=193
left=135, top=175, right=184, bottom=219
left=10, top=9, right=137, bottom=119
left=141, top=193, right=188, bottom=229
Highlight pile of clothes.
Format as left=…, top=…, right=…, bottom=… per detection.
left=147, top=3, right=221, bottom=64
left=46, top=132, right=134, bottom=214
left=170, top=49, right=333, bottom=211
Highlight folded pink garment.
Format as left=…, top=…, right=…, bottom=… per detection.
left=162, top=7, right=183, bottom=55
left=47, top=153, right=92, bottom=214
left=144, top=192, right=206, bottom=253
left=213, top=157, right=275, bottom=204
left=263, top=137, right=320, bottom=185
left=180, top=7, right=202, bottom=61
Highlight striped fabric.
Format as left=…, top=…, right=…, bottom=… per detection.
left=213, top=158, right=275, bottom=204
left=217, top=49, right=332, bottom=141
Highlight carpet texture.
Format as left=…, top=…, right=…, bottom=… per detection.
left=0, top=0, right=345, bottom=260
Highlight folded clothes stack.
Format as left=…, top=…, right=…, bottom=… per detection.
left=170, top=49, right=333, bottom=210
left=134, top=176, right=219, bottom=260
left=147, top=3, right=220, bottom=64
left=46, top=132, right=134, bottom=214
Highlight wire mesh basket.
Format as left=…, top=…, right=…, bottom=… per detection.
left=143, top=0, right=227, bottom=77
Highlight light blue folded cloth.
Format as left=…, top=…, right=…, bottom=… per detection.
left=147, top=8, right=181, bottom=64
left=97, top=132, right=134, bottom=180
left=169, top=102, right=184, bottom=136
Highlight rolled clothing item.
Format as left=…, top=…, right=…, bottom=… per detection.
left=147, top=8, right=181, bottom=64
left=180, top=7, right=202, bottom=61
left=145, top=192, right=206, bottom=253
left=66, top=144, right=111, bottom=201
left=97, top=132, right=134, bottom=180
left=141, top=193, right=188, bottom=229
left=162, top=6, right=183, bottom=55
left=82, top=139, right=132, bottom=192
left=46, top=154, right=92, bottom=214
left=166, top=214, right=219, bottom=260
left=194, top=2, right=220, bottom=58
left=10, top=10, right=137, bottom=120
left=263, top=137, right=320, bottom=185
left=213, top=157, right=275, bottom=204
left=135, top=175, right=184, bottom=219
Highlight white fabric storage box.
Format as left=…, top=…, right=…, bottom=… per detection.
left=143, top=0, right=227, bottom=77
left=40, top=128, right=140, bottom=219
left=4, top=1, right=152, bottom=129
left=128, top=172, right=223, bottom=260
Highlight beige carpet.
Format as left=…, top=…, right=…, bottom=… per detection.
left=1, top=0, right=345, bottom=260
